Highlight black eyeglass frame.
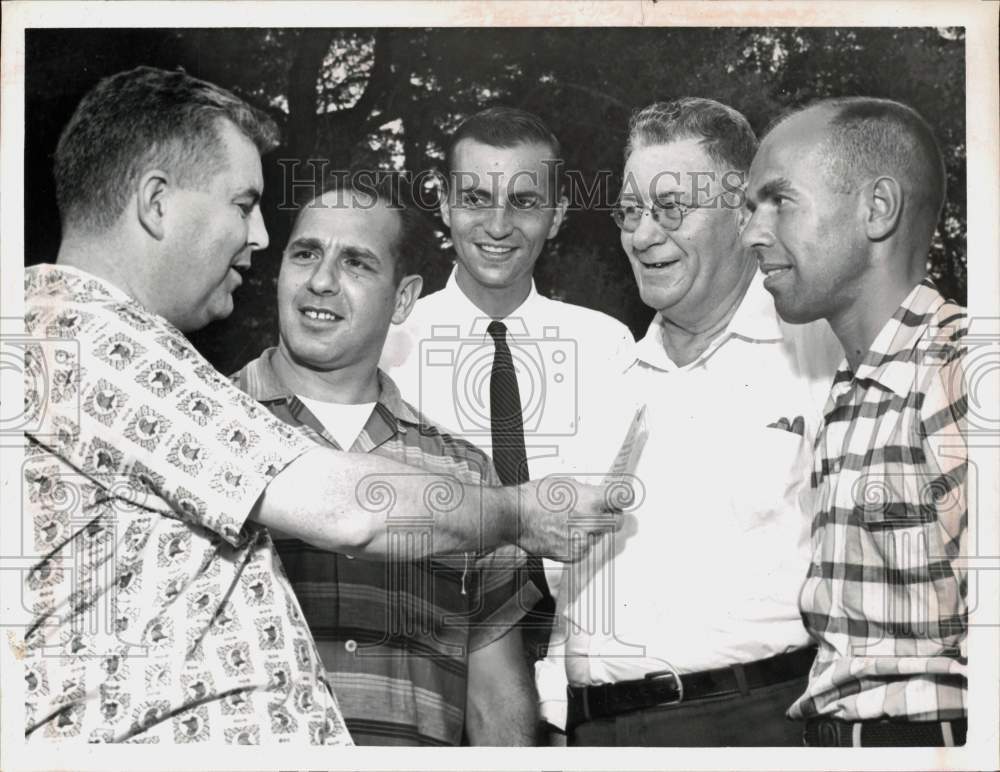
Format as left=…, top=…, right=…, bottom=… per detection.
left=610, top=200, right=697, bottom=233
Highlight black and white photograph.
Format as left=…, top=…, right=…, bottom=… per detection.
left=1, top=2, right=997, bottom=770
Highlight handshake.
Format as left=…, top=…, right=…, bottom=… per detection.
left=256, top=449, right=639, bottom=564
left=510, top=475, right=639, bottom=562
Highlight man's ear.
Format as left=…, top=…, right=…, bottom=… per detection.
left=736, top=204, right=751, bottom=234
left=391, top=274, right=424, bottom=325
left=547, top=193, right=569, bottom=239
left=440, top=189, right=452, bottom=229
left=864, top=176, right=903, bottom=241
left=136, top=169, right=170, bottom=240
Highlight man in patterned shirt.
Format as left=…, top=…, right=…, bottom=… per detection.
left=232, top=176, right=542, bottom=745
left=22, top=66, right=622, bottom=747
left=744, top=97, right=968, bottom=746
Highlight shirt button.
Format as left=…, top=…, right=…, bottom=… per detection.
left=345, top=640, right=357, bottom=653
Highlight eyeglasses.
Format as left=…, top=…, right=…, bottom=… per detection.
left=610, top=200, right=696, bottom=233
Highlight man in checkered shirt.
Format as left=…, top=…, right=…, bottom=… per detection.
left=744, top=97, right=968, bottom=747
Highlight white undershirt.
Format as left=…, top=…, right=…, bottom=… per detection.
left=297, top=396, right=376, bottom=451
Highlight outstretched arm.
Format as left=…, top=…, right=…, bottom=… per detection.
left=252, top=447, right=623, bottom=561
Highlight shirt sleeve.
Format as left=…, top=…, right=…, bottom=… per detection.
left=467, top=543, right=542, bottom=652
left=27, top=291, right=316, bottom=547
left=535, top=630, right=569, bottom=730
left=918, top=321, right=968, bottom=561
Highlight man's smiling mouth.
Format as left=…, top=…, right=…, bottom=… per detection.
left=640, top=258, right=680, bottom=270
left=477, top=243, right=516, bottom=256
left=301, top=308, right=343, bottom=321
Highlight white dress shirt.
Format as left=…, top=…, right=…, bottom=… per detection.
left=381, top=268, right=635, bottom=483
left=537, top=275, right=843, bottom=728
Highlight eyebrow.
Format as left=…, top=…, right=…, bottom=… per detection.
left=457, top=183, right=547, bottom=202
left=285, top=236, right=325, bottom=253
left=340, top=245, right=382, bottom=265
left=233, top=187, right=261, bottom=205
left=284, top=237, right=383, bottom=265
left=752, top=177, right=793, bottom=202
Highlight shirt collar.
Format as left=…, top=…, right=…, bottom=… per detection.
left=442, top=267, right=542, bottom=339
left=35, top=263, right=128, bottom=301
left=235, top=346, right=421, bottom=428
left=633, top=273, right=783, bottom=371
left=847, top=278, right=947, bottom=397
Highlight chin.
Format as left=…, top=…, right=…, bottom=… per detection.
left=471, top=266, right=519, bottom=287
left=773, top=299, right=821, bottom=325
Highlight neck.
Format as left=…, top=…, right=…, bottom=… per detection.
left=455, top=265, right=531, bottom=319
left=831, top=244, right=927, bottom=371
left=272, top=344, right=380, bottom=404
left=830, top=279, right=920, bottom=370
left=658, top=256, right=756, bottom=367
left=57, top=230, right=157, bottom=313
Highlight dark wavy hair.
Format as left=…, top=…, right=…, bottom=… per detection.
left=625, top=97, right=758, bottom=173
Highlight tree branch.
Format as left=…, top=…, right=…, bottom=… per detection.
left=313, top=30, right=404, bottom=163
left=285, top=29, right=335, bottom=155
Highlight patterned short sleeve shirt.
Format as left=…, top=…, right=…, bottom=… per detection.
left=791, top=279, right=967, bottom=722
left=22, top=264, right=352, bottom=745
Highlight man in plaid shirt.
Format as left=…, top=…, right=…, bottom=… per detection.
left=743, top=97, right=967, bottom=746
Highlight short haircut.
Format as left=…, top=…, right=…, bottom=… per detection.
left=799, top=97, right=947, bottom=219
left=446, top=106, right=563, bottom=190
left=304, top=172, right=435, bottom=283
left=55, top=65, right=279, bottom=232
left=625, top=97, right=758, bottom=173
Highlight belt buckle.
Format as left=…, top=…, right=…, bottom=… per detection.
left=644, top=663, right=684, bottom=704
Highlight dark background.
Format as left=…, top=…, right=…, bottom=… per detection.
left=25, top=27, right=967, bottom=374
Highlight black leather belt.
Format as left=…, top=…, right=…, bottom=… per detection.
left=803, top=716, right=967, bottom=747
left=567, top=646, right=816, bottom=731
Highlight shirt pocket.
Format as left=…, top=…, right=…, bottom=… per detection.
left=726, top=424, right=812, bottom=532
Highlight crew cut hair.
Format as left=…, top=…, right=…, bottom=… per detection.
left=804, top=96, right=947, bottom=218
left=446, top=106, right=563, bottom=189
left=55, top=65, right=279, bottom=232
left=625, top=97, right=758, bottom=173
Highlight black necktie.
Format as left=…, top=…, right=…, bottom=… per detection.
left=487, top=320, right=528, bottom=485
left=487, top=321, right=554, bottom=663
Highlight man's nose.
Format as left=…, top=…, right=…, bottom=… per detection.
left=484, top=204, right=514, bottom=239
left=307, top=255, right=341, bottom=294
left=248, top=206, right=269, bottom=252
left=741, top=209, right=773, bottom=250
left=629, top=209, right=666, bottom=253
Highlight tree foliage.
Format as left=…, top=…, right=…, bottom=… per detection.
left=25, top=27, right=966, bottom=372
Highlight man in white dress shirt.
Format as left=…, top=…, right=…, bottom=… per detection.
left=381, top=107, right=634, bottom=686
left=554, top=97, right=843, bottom=746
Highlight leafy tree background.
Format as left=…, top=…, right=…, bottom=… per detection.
left=25, top=27, right=966, bottom=373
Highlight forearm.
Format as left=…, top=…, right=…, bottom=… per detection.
left=466, top=630, right=538, bottom=745
left=252, top=446, right=516, bottom=558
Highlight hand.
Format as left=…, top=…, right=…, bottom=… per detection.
left=515, top=476, right=632, bottom=561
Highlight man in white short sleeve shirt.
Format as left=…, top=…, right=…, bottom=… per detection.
left=552, top=98, right=842, bottom=747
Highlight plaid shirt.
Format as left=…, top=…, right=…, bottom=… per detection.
left=791, top=279, right=967, bottom=722
left=232, top=349, right=539, bottom=745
